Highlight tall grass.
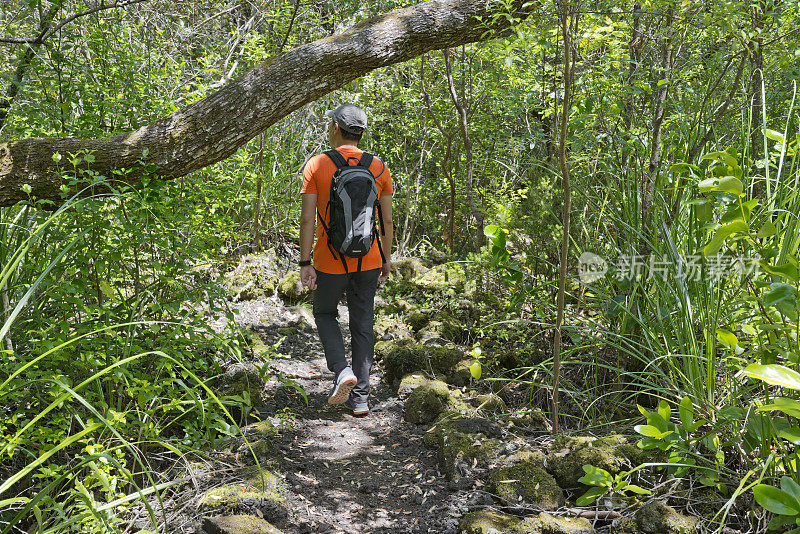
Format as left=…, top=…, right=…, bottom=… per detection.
left=0, top=183, right=252, bottom=533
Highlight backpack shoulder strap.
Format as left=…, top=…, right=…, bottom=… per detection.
left=324, top=149, right=348, bottom=169
left=357, top=152, right=374, bottom=170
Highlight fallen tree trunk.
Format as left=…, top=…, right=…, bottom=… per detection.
left=0, top=0, right=533, bottom=207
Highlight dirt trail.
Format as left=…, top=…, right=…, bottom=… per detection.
left=242, top=300, right=481, bottom=534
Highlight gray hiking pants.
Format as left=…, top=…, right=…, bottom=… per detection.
left=312, top=268, right=379, bottom=405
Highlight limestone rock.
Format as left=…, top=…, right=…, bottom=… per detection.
left=413, top=263, right=472, bottom=293
left=215, top=362, right=264, bottom=407
left=459, top=510, right=530, bottom=534
left=489, top=458, right=564, bottom=508
left=403, top=379, right=470, bottom=424
left=417, top=312, right=467, bottom=344
left=393, top=257, right=428, bottom=279
left=459, top=511, right=595, bottom=534
left=378, top=338, right=465, bottom=384
left=202, top=515, right=282, bottom=534
left=199, top=468, right=288, bottom=525
left=397, top=373, right=438, bottom=399
left=423, top=413, right=502, bottom=481
left=406, top=310, right=432, bottom=332
left=470, top=393, right=507, bottom=413
left=538, top=513, right=594, bottom=534
left=612, top=501, right=698, bottom=534
left=547, top=435, right=635, bottom=489
left=224, top=253, right=280, bottom=301
left=276, top=271, right=306, bottom=300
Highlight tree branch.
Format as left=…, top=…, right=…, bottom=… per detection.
left=0, top=0, right=535, bottom=207
left=0, top=0, right=151, bottom=45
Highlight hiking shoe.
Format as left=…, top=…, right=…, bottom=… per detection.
left=345, top=398, right=369, bottom=416
left=328, top=367, right=357, bottom=405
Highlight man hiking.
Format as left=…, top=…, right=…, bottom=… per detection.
left=298, top=103, right=393, bottom=416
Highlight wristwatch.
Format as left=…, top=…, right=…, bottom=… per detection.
left=299, top=259, right=312, bottom=267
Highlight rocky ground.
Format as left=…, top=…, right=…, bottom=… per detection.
left=133, top=251, right=737, bottom=534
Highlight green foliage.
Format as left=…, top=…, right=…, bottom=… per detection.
left=575, top=464, right=650, bottom=506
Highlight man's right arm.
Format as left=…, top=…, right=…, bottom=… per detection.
left=300, top=193, right=318, bottom=289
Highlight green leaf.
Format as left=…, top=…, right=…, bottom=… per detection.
left=754, top=484, right=800, bottom=515
left=779, top=429, right=800, bottom=445
left=469, top=361, right=482, bottom=380
left=625, top=484, right=652, bottom=495
left=764, top=283, right=799, bottom=308
left=679, top=397, right=694, bottom=430
left=765, top=129, right=786, bottom=143
left=782, top=477, right=800, bottom=504
left=576, top=486, right=607, bottom=506
left=657, top=400, right=671, bottom=422
left=761, top=263, right=800, bottom=284
left=740, top=364, right=800, bottom=390
left=758, top=220, right=777, bottom=238
left=699, top=175, right=743, bottom=196
left=758, top=398, right=800, bottom=418
left=716, top=328, right=738, bottom=347
left=634, top=424, right=673, bottom=439
left=578, top=464, right=612, bottom=486
left=703, top=220, right=749, bottom=257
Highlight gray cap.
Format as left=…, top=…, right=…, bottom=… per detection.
left=325, top=104, right=368, bottom=134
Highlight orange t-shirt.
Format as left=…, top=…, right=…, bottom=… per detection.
left=301, top=146, right=393, bottom=274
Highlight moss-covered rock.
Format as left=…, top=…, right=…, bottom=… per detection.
left=470, top=393, right=507, bottom=413
left=379, top=338, right=466, bottom=384
left=538, top=513, right=594, bottom=534
left=201, top=515, right=282, bottom=534
left=397, top=373, right=438, bottom=399
left=510, top=409, right=549, bottom=431
left=547, top=435, right=635, bottom=489
left=224, top=254, right=279, bottom=301
left=404, top=380, right=470, bottom=424
left=423, top=413, right=502, bottom=481
left=199, top=468, right=288, bottom=525
left=613, top=501, right=698, bottom=534
left=489, top=459, right=564, bottom=508
left=215, top=362, right=264, bottom=407
left=412, top=263, right=474, bottom=293
left=374, top=316, right=411, bottom=342
left=393, top=257, right=428, bottom=279
left=237, top=439, right=275, bottom=460
left=418, top=316, right=466, bottom=344
left=459, top=510, right=529, bottom=534
left=447, top=359, right=473, bottom=387
left=406, top=310, right=432, bottom=332
left=242, top=420, right=277, bottom=437
left=276, top=271, right=306, bottom=300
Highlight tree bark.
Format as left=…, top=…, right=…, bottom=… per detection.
left=641, top=2, right=674, bottom=231
left=0, top=0, right=533, bottom=207
left=551, top=0, right=575, bottom=437
left=444, top=48, right=484, bottom=247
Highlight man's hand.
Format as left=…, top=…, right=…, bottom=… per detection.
left=301, top=265, right=317, bottom=290
left=378, top=261, right=391, bottom=283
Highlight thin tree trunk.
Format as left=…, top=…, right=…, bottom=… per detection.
left=749, top=0, right=765, bottom=192
left=0, top=3, right=60, bottom=131
left=444, top=49, right=484, bottom=247
left=641, top=2, right=675, bottom=232
left=552, top=0, right=576, bottom=437
left=0, top=0, right=535, bottom=207
left=252, top=133, right=264, bottom=249
left=622, top=1, right=642, bottom=136
left=687, top=54, right=747, bottom=163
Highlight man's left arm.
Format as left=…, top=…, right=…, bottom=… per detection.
left=379, top=193, right=393, bottom=282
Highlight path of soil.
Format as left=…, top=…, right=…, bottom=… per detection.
left=234, top=296, right=487, bottom=534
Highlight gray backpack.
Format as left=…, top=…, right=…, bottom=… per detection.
left=316, top=150, right=386, bottom=272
